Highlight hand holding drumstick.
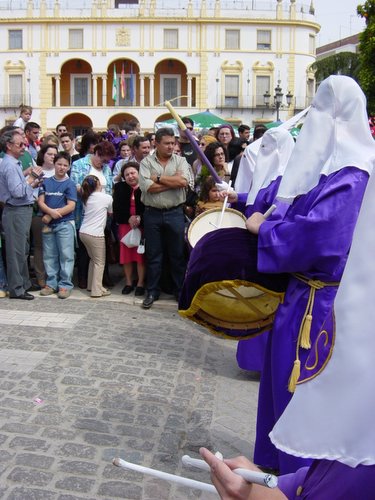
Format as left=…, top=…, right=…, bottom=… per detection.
left=246, top=204, right=276, bottom=235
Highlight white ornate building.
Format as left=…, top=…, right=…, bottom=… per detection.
left=0, top=0, right=319, bottom=133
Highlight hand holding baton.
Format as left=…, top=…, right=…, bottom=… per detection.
left=182, top=454, right=278, bottom=489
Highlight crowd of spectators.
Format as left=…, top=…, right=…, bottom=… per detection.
left=0, top=107, right=259, bottom=307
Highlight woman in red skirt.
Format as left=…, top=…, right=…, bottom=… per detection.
left=113, top=162, right=146, bottom=296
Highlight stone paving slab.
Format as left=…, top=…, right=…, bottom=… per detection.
left=0, top=291, right=259, bottom=499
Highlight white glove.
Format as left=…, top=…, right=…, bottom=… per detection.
left=215, top=180, right=233, bottom=192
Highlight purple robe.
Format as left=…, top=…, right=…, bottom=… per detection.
left=254, top=167, right=369, bottom=474
left=278, top=460, right=375, bottom=499
left=237, top=177, right=282, bottom=372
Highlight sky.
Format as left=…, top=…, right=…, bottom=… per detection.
left=313, top=0, right=366, bottom=46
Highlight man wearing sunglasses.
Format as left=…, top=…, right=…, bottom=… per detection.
left=0, top=130, right=43, bottom=300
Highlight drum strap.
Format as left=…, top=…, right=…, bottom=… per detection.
left=288, top=273, right=340, bottom=393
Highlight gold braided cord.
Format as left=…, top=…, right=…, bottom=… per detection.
left=288, top=273, right=340, bottom=393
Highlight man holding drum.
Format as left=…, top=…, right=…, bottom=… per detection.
left=246, top=76, right=375, bottom=475
left=139, top=127, right=190, bottom=309
left=200, top=164, right=375, bottom=499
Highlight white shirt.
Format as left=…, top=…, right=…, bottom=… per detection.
left=79, top=192, right=112, bottom=237
left=88, top=166, right=107, bottom=191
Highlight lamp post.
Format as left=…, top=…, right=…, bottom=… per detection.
left=264, top=80, right=293, bottom=121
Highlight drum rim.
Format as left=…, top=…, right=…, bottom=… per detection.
left=186, top=312, right=273, bottom=341
left=179, top=278, right=285, bottom=319
left=187, top=207, right=247, bottom=247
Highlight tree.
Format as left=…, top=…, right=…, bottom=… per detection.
left=357, top=1, right=375, bottom=114
left=312, top=52, right=360, bottom=84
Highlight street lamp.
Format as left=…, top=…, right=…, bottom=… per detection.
left=264, top=80, right=293, bottom=121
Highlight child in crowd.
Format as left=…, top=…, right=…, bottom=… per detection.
left=195, top=176, right=224, bottom=217
left=79, top=175, right=113, bottom=298
left=37, top=152, right=77, bottom=299
left=13, top=105, right=32, bottom=130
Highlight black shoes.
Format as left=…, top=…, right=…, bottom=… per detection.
left=142, top=294, right=158, bottom=309
left=27, top=283, right=41, bottom=292
left=78, top=278, right=88, bottom=289
left=9, top=292, right=35, bottom=300
left=122, top=285, right=134, bottom=295
left=135, top=286, right=145, bottom=297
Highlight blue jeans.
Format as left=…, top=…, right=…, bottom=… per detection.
left=143, top=205, right=186, bottom=296
left=42, top=221, right=75, bottom=290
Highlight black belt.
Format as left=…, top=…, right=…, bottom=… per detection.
left=5, top=203, right=34, bottom=207
left=147, top=204, right=184, bottom=212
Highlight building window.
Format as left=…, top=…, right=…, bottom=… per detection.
left=224, top=75, right=239, bottom=107
left=160, top=75, right=181, bottom=105
left=225, top=30, right=240, bottom=50
left=69, top=29, right=83, bottom=49
left=307, top=78, right=315, bottom=106
left=115, top=0, right=138, bottom=5
left=164, top=29, right=178, bottom=49
left=9, top=75, right=23, bottom=106
left=257, top=30, right=271, bottom=50
left=256, top=75, right=270, bottom=106
left=70, top=74, right=91, bottom=106
left=309, top=35, right=316, bottom=55
left=9, top=30, right=22, bottom=50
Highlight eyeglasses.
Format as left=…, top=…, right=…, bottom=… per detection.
left=186, top=127, right=193, bottom=131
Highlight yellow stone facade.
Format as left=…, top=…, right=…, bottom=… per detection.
left=0, top=0, right=319, bottom=133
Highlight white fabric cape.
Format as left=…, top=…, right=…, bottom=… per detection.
left=277, top=75, right=375, bottom=204
left=246, top=128, right=294, bottom=205
left=270, top=168, right=375, bottom=467
left=234, top=107, right=309, bottom=194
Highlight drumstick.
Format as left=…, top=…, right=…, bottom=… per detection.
left=218, top=180, right=232, bottom=228
left=112, top=457, right=217, bottom=494
left=182, top=455, right=278, bottom=489
left=165, top=100, right=222, bottom=183
left=263, top=204, right=277, bottom=219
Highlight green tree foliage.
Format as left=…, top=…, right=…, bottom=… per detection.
left=312, top=52, right=360, bottom=84
left=357, top=1, right=375, bottom=114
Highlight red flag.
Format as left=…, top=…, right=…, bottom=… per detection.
left=120, top=63, right=126, bottom=100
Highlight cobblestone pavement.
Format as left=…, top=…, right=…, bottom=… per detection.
left=0, top=274, right=260, bottom=499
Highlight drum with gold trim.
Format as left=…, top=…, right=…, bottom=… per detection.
left=179, top=227, right=289, bottom=340
left=188, top=208, right=247, bottom=248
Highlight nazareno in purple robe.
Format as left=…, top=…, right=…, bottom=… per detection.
left=278, top=460, right=375, bottom=499
left=254, top=167, right=369, bottom=475
left=236, top=177, right=283, bottom=372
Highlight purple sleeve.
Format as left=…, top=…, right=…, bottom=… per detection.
left=232, top=192, right=247, bottom=214
left=257, top=168, right=369, bottom=275
left=252, top=177, right=282, bottom=215
left=277, top=467, right=310, bottom=499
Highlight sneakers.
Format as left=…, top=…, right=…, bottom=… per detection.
left=0, top=290, right=7, bottom=298
left=58, top=288, right=71, bottom=299
left=40, top=286, right=57, bottom=296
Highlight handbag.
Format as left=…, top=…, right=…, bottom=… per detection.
left=137, top=238, right=145, bottom=254
left=121, top=227, right=141, bottom=248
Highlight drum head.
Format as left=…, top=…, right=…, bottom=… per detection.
left=188, top=208, right=246, bottom=248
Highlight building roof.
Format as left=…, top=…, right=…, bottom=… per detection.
left=316, top=33, right=360, bottom=56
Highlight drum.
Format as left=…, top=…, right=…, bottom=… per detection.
left=188, top=208, right=247, bottom=248
left=179, top=227, right=289, bottom=340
